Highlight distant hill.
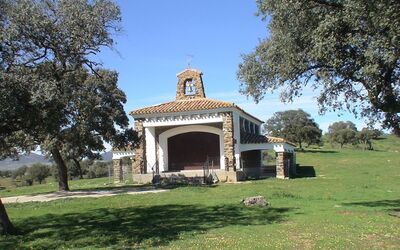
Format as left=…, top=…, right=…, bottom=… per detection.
left=100, top=151, right=112, bottom=161
left=0, top=153, right=51, bottom=170
left=0, top=151, right=113, bottom=171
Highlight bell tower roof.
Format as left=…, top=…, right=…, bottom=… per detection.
left=175, top=68, right=206, bottom=100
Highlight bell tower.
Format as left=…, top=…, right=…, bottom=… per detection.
left=176, top=68, right=206, bottom=100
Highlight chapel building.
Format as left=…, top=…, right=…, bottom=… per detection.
left=112, top=68, right=296, bottom=183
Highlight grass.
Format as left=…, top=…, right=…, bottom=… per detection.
left=0, top=135, right=399, bottom=249
left=0, top=177, right=116, bottom=197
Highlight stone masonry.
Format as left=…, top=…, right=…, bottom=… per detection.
left=276, top=152, right=286, bottom=179
left=113, top=159, right=123, bottom=183
left=133, top=119, right=146, bottom=174
left=276, top=152, right=295, bottom=179
left=222, top=112, right=235, bottom=172
left=176, top=69, right=205, bottom=100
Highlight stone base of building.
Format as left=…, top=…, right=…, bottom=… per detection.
left=132, top=169, right=248, bottom=184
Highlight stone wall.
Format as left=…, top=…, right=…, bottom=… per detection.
left=133, top=119, right=146, bottom=174
left=113, top=159, right=122, bottom=183
left=176, top=69, right=205, bottom=100
left=222, top=112, right=235, bottom=172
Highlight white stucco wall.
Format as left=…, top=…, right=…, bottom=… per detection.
left=145, top=127, right=157, bottom=173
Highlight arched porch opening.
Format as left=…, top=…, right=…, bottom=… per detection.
left=168, top=132, right=220, bottom=171
left=158, top=125, right=225, bottom=172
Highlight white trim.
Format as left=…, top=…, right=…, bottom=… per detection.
left=143, top=114, right=223, bottom=127
left=239, top=143, right=295, bottom=153
left=145, top=127, right=156, bottom=173
left=112, top=151, right=135, bottom=160
left=132, top=108, right=226, bottom=119
left=158, top=125, right=225, bottom=172
left=131, top=107, right=263, bottom=125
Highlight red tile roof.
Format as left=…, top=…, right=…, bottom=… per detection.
left=130, top=98, right=263, bottom=123
left=267, top=136, right=297, bottom=146
left=241, top=132, right=296, bottom=146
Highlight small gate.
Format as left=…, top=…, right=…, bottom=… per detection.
left=203, top=156, right=219, bottom=184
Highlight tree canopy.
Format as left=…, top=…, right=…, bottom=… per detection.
left=327, top=121, right=358, bottom=148
left=238, top=0, right=400, bottom=135
left=358, top=127, right=382, bottom=150
left=264, top=109, right=322, bottom=148
left=0, top=0, right=136, bottom=191
left=1, top=0, right=137, bottom=233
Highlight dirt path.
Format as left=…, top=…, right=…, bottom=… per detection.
left=2, top=187, right=168, bottom=204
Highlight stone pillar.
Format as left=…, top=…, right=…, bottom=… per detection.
left=222, top=112, right=235, bottom=172
left=133, top=120, right=146, bottom=174
left=276, top=152, right=289, bottom=179
left=113, top=159, right=123, bottom=183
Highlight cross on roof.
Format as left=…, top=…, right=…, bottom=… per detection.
left=186, top=54, right=194, bottom=68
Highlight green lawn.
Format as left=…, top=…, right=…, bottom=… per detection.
left=0, top=177, right=116, bottom=197
left=0, top=136, right=399, bottom=249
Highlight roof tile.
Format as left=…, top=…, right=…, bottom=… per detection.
left=241, top=132, right=296, bottom=146
left=131, top=98, right=233, bottom=115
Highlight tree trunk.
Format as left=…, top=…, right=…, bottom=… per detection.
left=73, top=158, right=83, bottom=179
left=51, top=148, right=70, bottom=191
left=367, top=141, right=372, bottom=150
left=0, top=198, right=16, bottom=235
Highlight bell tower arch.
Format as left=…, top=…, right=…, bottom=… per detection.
left=175, top=69, right=206, bottom=100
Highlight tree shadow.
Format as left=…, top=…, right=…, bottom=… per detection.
left=342, top=199, right=400, bottom=217
left=1, top=204, right=294, bottom=249
left=372, top=137, right=386, bottom=141
left=343, top=199, right=400, bottom=210
left=294, top=165, right=316, bottom=178
left=73, top=184, right=154, bottom=192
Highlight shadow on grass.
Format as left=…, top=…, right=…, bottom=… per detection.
left=294, top=165, right=316, bottom=178
left=1, top=204, right=294, bottom=249
left=73, top=183, right=153, bottom=192
left=343, top=199, right=400, bottom=210
left=343, top=199, right=400, bottom=217
left=372, top=137, right=387, bottom=141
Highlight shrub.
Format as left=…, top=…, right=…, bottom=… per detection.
left=11, top=166, right=28, bottom=180
left=0, top=170, right=12, bottom=178
left=27, top=164, right=51, bottom=184
left=87, top=161, right=111, bottom=179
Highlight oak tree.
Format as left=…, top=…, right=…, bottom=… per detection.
left=238, top=0, right=400, bottom=135
left=358, top=128, right=382, bottom=150
left=327, top=121, right=358, bottom=148
left=264, top=109, right=322, bottom=149
left=0, top=0, right=136, bottom=233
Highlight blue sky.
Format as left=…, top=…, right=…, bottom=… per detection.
left=95, top=0, right=368, bottom=133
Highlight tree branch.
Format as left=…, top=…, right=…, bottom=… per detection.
left=310, top=0, right=343, bottom=9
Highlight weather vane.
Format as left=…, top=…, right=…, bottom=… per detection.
left=186, top=54, right=194, bottom=68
